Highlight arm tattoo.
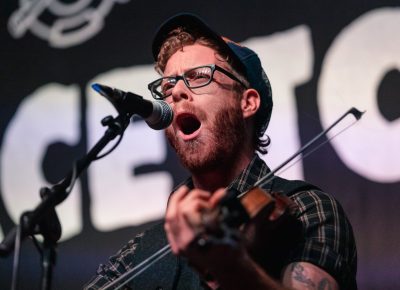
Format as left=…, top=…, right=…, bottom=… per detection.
left=291, top=263, right=334, bottom=290
left=318, top=278, right=333, bottom=290
left=291, top=263, right=316, bottom=289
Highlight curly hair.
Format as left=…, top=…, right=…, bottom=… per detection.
left=155, top=27, right=270, bottom=154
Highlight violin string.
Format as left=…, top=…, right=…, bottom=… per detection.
left=101, top=244, right=171, bottom=290
left=115, top=246, right=171, bottom=290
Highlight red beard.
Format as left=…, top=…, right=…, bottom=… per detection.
left=165, top=100, right=246, bottom=174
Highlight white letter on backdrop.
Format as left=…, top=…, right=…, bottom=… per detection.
left=245, top=25, right=313, bottom=180
left=0, top=84, right=82, bottom=241
left=318, top=8, right=400, bottom=182
left=87, top=65, right=172, bottom=231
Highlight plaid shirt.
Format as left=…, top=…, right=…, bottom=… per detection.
left=228, top=155, right=357, bottom=289
left=84, top=155, right=357, bottom=289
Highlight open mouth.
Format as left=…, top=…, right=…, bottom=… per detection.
left=176, top=113, right=201, bottom=136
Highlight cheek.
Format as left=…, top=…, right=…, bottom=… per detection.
left=164, top=128, right=177, bottom=150
left=208, top=97, right=239, bottom=118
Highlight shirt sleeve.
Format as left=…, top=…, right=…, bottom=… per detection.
left=288, top=190, right=357, bottom=289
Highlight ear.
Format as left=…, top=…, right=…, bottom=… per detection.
left=240, top=89, right=261, bottom=119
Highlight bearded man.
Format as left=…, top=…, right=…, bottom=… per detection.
left=85, top=13, right=357, bottom=290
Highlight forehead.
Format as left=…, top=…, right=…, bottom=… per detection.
left=163, top=44, right=224, bottom=76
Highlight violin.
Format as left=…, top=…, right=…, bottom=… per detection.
left=192, top=181, right=307, bottom=280
left=100, top=107, right=363, bottom=290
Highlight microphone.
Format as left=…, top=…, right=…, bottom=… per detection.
left=91, top=83, right=173, bottom=130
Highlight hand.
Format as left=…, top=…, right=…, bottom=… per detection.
left=164, top=185, right=243, bottom=273
left=165, top=185, right=209, bottom=254
left=164, top=185, right=320, bottom=290
left=164, top=185, right=228, bottom=253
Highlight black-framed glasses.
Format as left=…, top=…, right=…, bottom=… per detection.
left=148, top=64, right=247, bottom=100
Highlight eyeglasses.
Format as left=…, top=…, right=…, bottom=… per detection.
left=148, top=64, right=247, bottom=100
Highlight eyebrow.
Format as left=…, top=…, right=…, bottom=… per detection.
left=163, top=64, right=213, bottom=77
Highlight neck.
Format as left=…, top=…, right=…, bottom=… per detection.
left=191, top=150, right=254, bottom=192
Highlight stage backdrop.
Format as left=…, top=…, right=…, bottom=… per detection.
left=0, top=1, right=399, bottom=289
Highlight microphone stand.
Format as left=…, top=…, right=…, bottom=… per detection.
left=0, top=111, right=132, bottom=290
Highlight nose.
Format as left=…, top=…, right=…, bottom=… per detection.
left=171, top=79, right=192, bottom=103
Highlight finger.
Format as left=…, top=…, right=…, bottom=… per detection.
left=168, top=185, right=191, bottom=205
left=165, top=208, right=201, bottom=255
left=166, top=187, right=209, bottom=253
left=176, top=189, right=213, bottom=217
left=166, top=185, right=190, bottom=219
left=166, top=187, right=211, bottom=221
left=165, top=187, right=188, bottom=241
left=184, top=188, right=212, bottom=203
left=209, top=188, right=227, bottom=207
left=181, top=199, right=211, bottom=228
left=181, top=190, right=214, bottom=227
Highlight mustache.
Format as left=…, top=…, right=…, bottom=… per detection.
left=173, top=102, right=207, bottom=121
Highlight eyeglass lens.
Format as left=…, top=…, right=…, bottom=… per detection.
left=158, top=66, right=213, bottom=97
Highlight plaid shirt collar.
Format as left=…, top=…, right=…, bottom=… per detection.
left=182, top=154, right=272, bottom=194
left=227, top=154, right=272, bottom=193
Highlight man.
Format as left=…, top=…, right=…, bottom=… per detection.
left=85, top=13, right=357, bottom=290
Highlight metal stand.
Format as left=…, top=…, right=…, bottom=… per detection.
left=0, top=112, right=132, bottom=290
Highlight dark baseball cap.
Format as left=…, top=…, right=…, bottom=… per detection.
left=152, top=13, right=273, bottom=134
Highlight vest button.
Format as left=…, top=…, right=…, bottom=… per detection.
left=155, top=287, right=163, bottom=290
